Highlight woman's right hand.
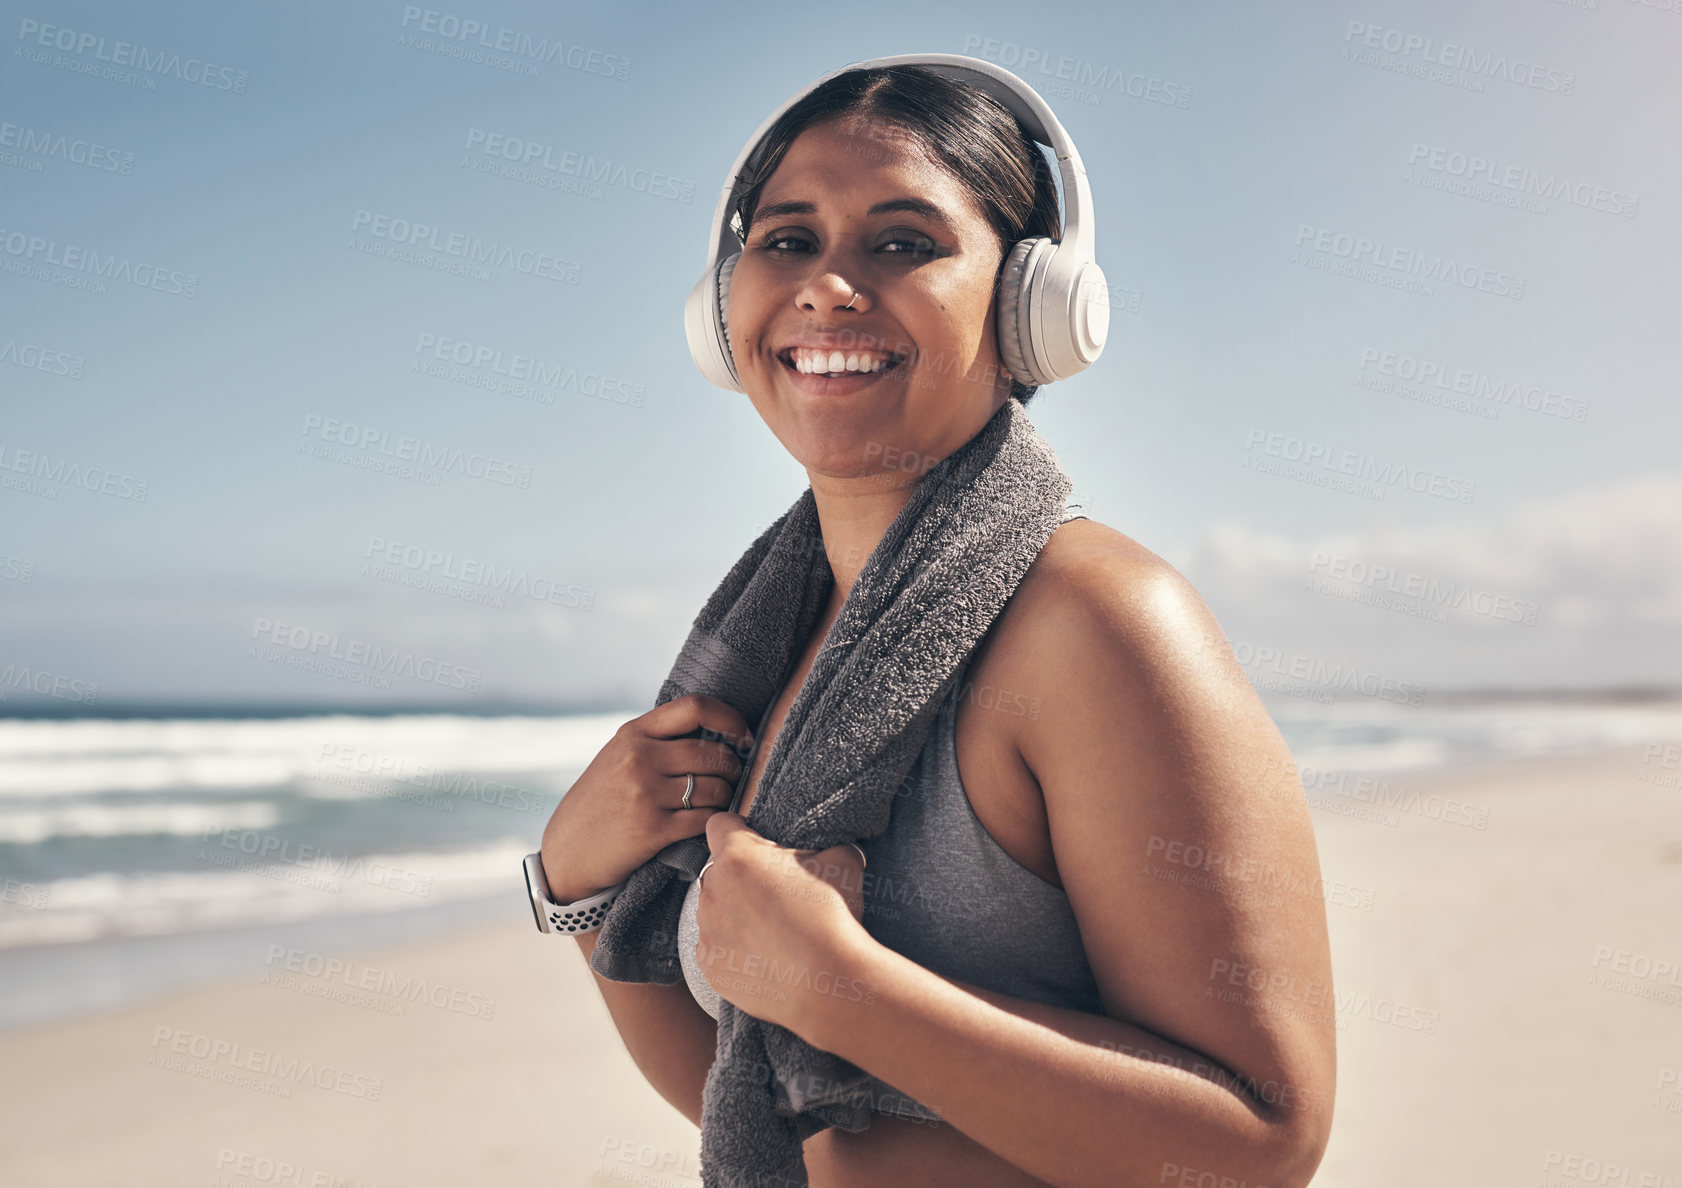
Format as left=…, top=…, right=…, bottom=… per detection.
left=539, top=695, right=753, bottom=903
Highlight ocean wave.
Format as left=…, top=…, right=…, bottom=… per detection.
left=1266, top=699, right=1682, bottom=777
left=0, top=838, right=531, bottom=949
left=0, top=799, right=280, bottom=844
left=0, top=713, right=622, bottom=798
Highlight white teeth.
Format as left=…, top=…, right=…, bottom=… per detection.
left=788, top=347, right=900, bottom=375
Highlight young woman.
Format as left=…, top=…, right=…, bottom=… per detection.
left=542, top=65, right=1336, bottom=1187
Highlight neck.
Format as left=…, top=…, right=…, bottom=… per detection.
left=807, top=468, right=920, bottom=603
left=805, top=393, right=1015, bottom=602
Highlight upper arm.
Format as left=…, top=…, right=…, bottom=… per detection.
left=1007, top=529, right=1337, bottom=1135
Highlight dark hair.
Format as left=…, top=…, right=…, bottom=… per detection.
left=730, top=64, right=1062, bottom=407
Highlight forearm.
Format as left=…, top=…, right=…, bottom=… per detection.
left=572, top=930, right=717, bottom=1127
left=805, top=1114, right=1058, bottom=1187
left=805, top=936, right=1315, bottom=1188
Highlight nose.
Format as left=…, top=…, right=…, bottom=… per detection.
left=794, top=250, right=868, bottom=313
left=798, top=277, right=866, bottom=313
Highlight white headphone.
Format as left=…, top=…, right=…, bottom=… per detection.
left=682, top=52, right=1110, bottom=394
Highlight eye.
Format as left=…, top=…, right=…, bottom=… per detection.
left=879, top=230, right=937, bottom=257
left=754, top=229, right=940, bottom=258
left=759, top=233, right=812, bottom=254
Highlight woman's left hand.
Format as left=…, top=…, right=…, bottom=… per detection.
left=694, top=811, right=880, bottom=1038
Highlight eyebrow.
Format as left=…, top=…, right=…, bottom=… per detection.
left=750, top=196, right=957, bottom=232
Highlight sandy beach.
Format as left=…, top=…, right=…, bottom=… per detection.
left=2, top=740, right=1678, bottom=1187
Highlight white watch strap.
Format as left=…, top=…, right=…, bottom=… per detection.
left=524, top=852, right=625, bottom=935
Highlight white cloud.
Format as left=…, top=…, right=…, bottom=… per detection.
left=1180, top=471, right=1682, bottom=689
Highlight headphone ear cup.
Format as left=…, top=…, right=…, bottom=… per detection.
left=996, top=238, right=1049, bottom=387
left=686, top=250, right=745, bottom=393
left=996, top=237, right=1109, bottom=389
left=715, top=250, right=741, bottom=389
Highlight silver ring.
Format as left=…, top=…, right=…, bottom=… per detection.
left=845, top=842, right=866, bottom=870
left=682, top=773, right=695, bottom=810
left=844, top=290, right=858, bottom=309
left=697, top=859, right=715, bottom=887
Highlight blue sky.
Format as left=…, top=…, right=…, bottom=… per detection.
left=3, top=0, right=1677, bottom=709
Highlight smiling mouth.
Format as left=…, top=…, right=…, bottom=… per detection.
left=777, top=348, right=908, bottom=378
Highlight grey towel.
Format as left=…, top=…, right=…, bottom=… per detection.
left=587, top=398, right=1072, bottom=1186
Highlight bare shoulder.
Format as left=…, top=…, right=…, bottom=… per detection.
left=969, top=514, right=1281, bottom=798
left=1026, top=516, right=1179, bottom=594
left=982, top=517, right=1233, bottom=691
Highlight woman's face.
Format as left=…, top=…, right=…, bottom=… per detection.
left=726, top=115, right=1015, bottom=482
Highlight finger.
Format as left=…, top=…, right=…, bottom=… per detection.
left=801, top=843, right=867, bottom=918
left=704, top=810, right=750, bottom=852
left=661, top=803, right=726, bottom=844
left=660, top=771, right=735, bottom=812
left=647, top=736, right=745, bottom=785
left=639, top=695, right=753, bottom=751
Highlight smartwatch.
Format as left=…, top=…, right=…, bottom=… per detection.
left=522, top=852, right=625, bottom=935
